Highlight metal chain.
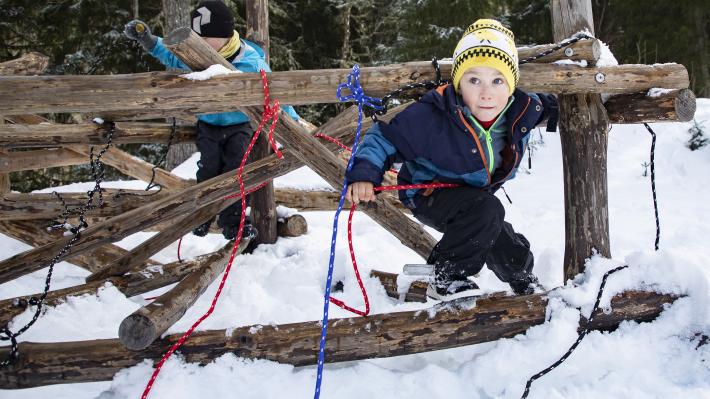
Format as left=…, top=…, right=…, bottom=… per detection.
left=0, top=122, right=115, bottom=367
left=145, top=117, right=178, bottom=192
left=643, top=123, right=661, bottom=250
left=519, top=33, right=593, bottom=65
left=520, top=264, right=629, bottom=399
left=372, top=57, right=449, bottom=119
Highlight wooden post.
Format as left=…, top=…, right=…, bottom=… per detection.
left=551, top=0, right=611, bottom=281
left=0, top=289, right=679, bottom=389
left=246, top=0, right=278, bottom=247
left=0, top=120, right=8, bottom=194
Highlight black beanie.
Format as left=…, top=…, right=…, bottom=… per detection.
left=191, top=1, right=235, bottom=38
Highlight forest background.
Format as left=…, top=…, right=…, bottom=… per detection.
left=1, top=0, right=708, bottom=191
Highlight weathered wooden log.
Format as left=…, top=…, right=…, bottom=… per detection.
left=0, top=63, right=690, bottom=116
left=0, top=122, right=195, bottom=149
left=0, top=101, right=402, bottom=284
left=518, top=39, right=600, bottom=64
left=0, top=289, right=679, bottom=389
left=276, top=214, right=307, bottom=237
left=0, top=52, right=49, bottom=76
left=118, top=235, right=251, bottom=350
left=163, top=28, right=234, bottom=70
left=0, top=147, right=87, bottom=172
left=86, top=200, right=225, bottom=282
left=552, top=0, right=611, bottom=280
left=0, top=219, right=160, bottom=274
left=0, top=243, right=235, bottom=327
left=69, top=146, right=190, bottom=190
left=606, top=88, right=696, bottom=124
left=0, top=189, right=171, bottom=221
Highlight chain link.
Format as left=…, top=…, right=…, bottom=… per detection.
left=1, top=122, right=115, bottom=367
left=519, top=33, right=593, bottom=65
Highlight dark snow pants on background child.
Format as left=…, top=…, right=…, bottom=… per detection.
left=195, top=120, right=252, bottom=236
left=411, top=186, right=534, bottom=286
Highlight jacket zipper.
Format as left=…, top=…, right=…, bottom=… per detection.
left=458, top=110, right=491, bottom=185
left=495, top=97, right=531, bottom=185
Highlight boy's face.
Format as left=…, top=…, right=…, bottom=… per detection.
left=458, top=66, right=510, bottom=122
left=203, top=36, right=229, bottom=51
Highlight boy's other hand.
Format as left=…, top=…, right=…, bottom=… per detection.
left=124, top=20, right=157, bottom=51
left=346, top=182, right=376, bottom=204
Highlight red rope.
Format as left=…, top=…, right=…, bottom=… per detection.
left=314, top=133, right=349, bottom=151
left=141, top=70, right=282, bottom=399
left=328, top=182, right=459, bottom=317
left=177, top=237, right=183, bottom=262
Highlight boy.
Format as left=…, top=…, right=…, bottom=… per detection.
left=124, top=0, right=300, bottom=241
left=345, top=19, right=557, bottom=299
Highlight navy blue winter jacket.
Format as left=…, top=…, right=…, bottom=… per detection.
left=345, top=84, right=557, bottom=208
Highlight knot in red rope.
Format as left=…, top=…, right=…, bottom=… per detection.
left=259, top=69, right=283, bottom=159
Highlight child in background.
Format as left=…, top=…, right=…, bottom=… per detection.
left=345, top=19, right=557, bottom=299
left=124, top=0, right=300, bottom=241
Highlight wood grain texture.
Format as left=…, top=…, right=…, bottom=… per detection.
left=0, top=289, right=679, bottom=389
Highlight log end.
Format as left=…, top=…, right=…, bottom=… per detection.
left=277, top=214, right=308, bottom=237
left=590, top=39, right=602, bottom=64
left=675, top=88, right=697, bottom=122
left=164, top=27, right=194, bottom=47
left=119, top=313, right=158, bottom=351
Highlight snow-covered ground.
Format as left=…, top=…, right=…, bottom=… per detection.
left=2, top=100, right=709, bottom=399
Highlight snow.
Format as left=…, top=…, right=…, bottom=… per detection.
left=2, top=100, right=710, bottom=398
left=180, top=64, right=241, bottom=81
left=648, top=88, right=675, bottom=97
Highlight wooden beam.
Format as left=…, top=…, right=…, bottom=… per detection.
left=552, top=0, right=611, bottom=281
left=0, top=101, right=401, bottom=284
left=0, top=190, right=170, bottom=221
left=86, top=200, right=225, bottom=282
left=0, top=289, right=679, bottom=389
left=0, top=63, right=690, bottom=116
left=0, top=122, right=195, bottom=149
left=245, top=0, right=279, bottom=247
left=0, top=52, right=49, bottom=76
left=119, top=235, right=251, bottom=350
left=606, top=88, right=697, bottom=124
left=370, top=269, right=428, bottom=303
left=69, top=146, right=190, bottom=191
left=0, top=219, right=160, bottom=274
left=0, top=148, right=87, bottom=172
left=519, top=39, right=600, bottom=64
left=0, top=243, right=235, bottom=327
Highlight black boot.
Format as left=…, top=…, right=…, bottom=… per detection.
left=222, top=223, right=258, bottom=241
left=192, top=217, right=215, bottom=237
left=508, top=272, right=540, bottom=296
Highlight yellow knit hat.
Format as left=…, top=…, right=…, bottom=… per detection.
left=451, top=19, right=519, bottom=96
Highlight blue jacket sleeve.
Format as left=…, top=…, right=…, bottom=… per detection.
left=345, top=123, right=398, bottom=186
left=149, top=37, right=190, bottom=70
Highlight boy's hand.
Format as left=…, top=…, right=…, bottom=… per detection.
left=124, top=20, right=157, bottom=51
left=346, top=182, right=376, bottom=204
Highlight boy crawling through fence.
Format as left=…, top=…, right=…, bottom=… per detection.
left=345, top=19, right=558, bottom=299
left=124, top=0, right=300, bottom=242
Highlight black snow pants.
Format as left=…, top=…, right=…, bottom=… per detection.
left=195, top=120, right=253, bottom=228
left=411, top=186, right=534, bottom=284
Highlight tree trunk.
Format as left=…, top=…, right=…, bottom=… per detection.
left=162, top=0, right=197, bottom=170
left=246, top=0, right=278, bottom=246
left=551, top=0, right=611, bottom=282
left=692, top=3, right=709, bottom=97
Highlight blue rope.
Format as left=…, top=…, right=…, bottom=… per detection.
left=314, top=65, right=382, bottom=399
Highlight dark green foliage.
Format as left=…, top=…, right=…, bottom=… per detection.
left=1, top=0, right=706, bottom=191
left=687, top=119, right=708, bottom=151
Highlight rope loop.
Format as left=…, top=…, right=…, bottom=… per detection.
left=258, top=69, right=283, bottom=159
left=336, top=65, right=384, bottom=113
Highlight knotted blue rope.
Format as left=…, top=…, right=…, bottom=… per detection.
left=314, top=65, right=382, bottom=399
